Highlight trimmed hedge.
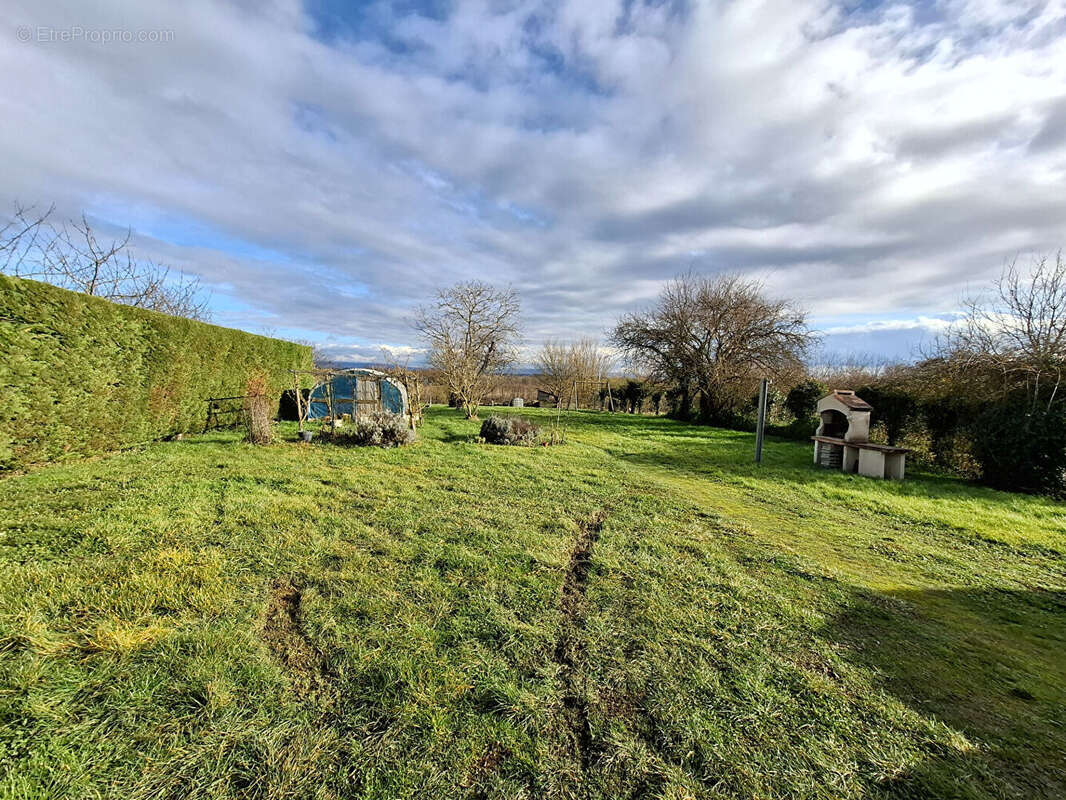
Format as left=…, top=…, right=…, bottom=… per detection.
left=0, top=276, right=312, bottom=469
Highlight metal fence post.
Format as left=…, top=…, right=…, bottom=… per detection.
left=755, top=377, right=769, bottom=463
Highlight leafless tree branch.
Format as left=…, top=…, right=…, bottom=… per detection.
left=939, top=252, right=1066, bottom=412
left=0, top=201, right=211, bottom=320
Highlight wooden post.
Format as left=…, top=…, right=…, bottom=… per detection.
left=407, top=375, right=416, bottom=430
left=293, top=371, right=304, bottom=433
left=755, top=377, right=769, bottom=464
left=327, top=373, right=336, bottom=436
left=605, top=380, right=615, bottom=412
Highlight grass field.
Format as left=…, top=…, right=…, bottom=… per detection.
left=1, top=406, right=1064, bottom=799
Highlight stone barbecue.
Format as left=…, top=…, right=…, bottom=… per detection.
left=812, top=390, right=908, bottom=480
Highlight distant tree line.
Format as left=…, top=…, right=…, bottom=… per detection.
left=419, top=253, right=1066, bottom=495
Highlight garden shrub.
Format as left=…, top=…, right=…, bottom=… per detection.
left=0, top=275, right=311, bottom=469
left=331, top=412, right=414, bottom=448
left=784, top=379, right=825, bottom=422
left=856, top=384, right=917, bottom=446
left=919, top=395, right=978, bottom=470
left=243, top=372, right=275, bottom=445
left=897, top=425, right=935, bottom=469
left=767, top=417, right=817, bottom=441
left=480, top=415, right=541, bottom=445
left=969, top=399, right=1066, bottom=496
left=621, top=380, right=648, bottom=413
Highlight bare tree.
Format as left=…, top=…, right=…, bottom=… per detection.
left=536, top=339, right=574, bottom=406
left=940, top=252, right=1066, bottom=412
left=535, top=337, right=612, bottom=408
left=925, top=252, right=1066, bottom=493
left=611, top=273, right=813, bottom=422
left=380, top=348, right=427, bottom=429
left=415, top=281, right=520, bottom=419
left=570, top=338, right=613, bottom=407
left=0, top=202, right=210, bottom=320
left=0, top=202, right=54, bottom=276
left=296, top=340, right=344, bottom=370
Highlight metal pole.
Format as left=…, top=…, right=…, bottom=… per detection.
left=755, top=377, right=769, bottom=463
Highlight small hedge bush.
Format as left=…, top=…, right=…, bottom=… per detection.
left=330, top=412, right=414, bottom=448
left=480, top=415, right=540, bottom=446
left=784, top=379, right=825, bottom=422
left=969, top=400, right=1066, bottom=496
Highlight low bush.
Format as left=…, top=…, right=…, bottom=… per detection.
left=480, top=415, right=541, bottom=446
left=243, top=372, right=274, bottom=445
left=784, top=379, right=825, bottom=423
left=766, top=417, right=817, bottom=441
left=330, top=411, right=414, bottom=448
left=969, top=400, right=1066, bottom=496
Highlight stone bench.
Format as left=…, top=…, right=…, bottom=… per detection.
left=812, top=436, right=909, bottom=480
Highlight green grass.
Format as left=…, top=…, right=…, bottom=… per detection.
left=1, top=407, right=1063, bottom=799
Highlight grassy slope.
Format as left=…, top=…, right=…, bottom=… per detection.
left=0, top=407, right=1063, bottom=799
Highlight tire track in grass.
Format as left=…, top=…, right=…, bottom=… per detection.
left=212, top=465, right=228, bottom=526
left=553, top=509, right=608, bottom=780
left=261, top=576, right=334, bottom=700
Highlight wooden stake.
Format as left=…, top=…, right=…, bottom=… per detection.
left=293, top=370, right=304, bottom=433
left=328, top=373, right=336, bottom=436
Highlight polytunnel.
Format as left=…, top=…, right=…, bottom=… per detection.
left=306, top=369, right=408, bottom=419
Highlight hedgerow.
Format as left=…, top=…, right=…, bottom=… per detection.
left=0, top=275, right=311, bottom=469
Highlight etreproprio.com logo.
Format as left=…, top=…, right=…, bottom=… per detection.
left=16, top=25, right=175, bottom=44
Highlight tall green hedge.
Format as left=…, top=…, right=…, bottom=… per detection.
left=0, top=276, right=312, bottom=469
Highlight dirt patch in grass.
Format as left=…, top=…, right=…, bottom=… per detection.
left=558, top=510, right=607, bottom=624
left=553, top=509, right=608, bottom=776
left=461, top=742, right=514, bottom=793
left=261, top=577, right=332, bottom=700
left=212, top=473, right=228, bottom=526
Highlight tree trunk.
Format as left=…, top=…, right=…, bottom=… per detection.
left=669, top=385, right=693, bottom=420
left=698, top=390, right=715, bottom=424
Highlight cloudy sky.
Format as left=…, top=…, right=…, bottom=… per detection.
left=3, top=0, right=1065, bottom=364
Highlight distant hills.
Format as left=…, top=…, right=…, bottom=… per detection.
left=322, top=360, right=542, bottom=376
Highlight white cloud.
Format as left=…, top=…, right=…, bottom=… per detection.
left=312, top=342, right=427, bottom=365
left=2, top=0, right=1065, bottom=360
left=821, top=314, right=965, bottom=336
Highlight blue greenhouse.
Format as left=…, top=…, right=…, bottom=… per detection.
left=305, top=369, right=408, bottom=420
